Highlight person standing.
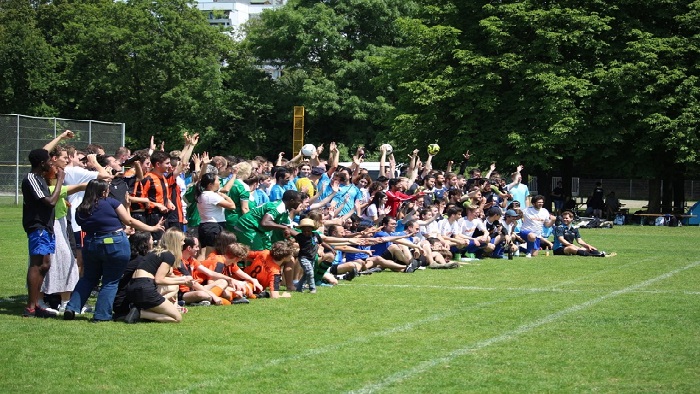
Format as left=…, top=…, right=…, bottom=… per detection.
left=22, top=149, right=66, bottom=318
left=63, top=179, right=164, bottom=322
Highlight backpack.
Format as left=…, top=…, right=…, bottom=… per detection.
left=614, top=214, right=625, bottom=226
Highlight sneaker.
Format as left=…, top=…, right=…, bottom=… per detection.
left=190, top=300, right=211, bottom=306
left=34, top=306, right=57, bottom=318
left=63, top=309, right=76, bottom=320
left=344, top=268, right=358, bottom=281
left=80, top=305, right=94, bottom=314
left=445, top=262, right=460, bottom=269
left=256, top=291, right=270, bottom=298
left=124, top=307, right=140, bottom=324
left=309, top=289, right=317, bottom=294
left=58, top=302, right=68, bottom=314
left=525, top=253, right=532, bottom=258
left=38, top=300, right=60, bottom=315
left=232, top=297, right=250, bottom=305
left=405, top=259, right=420, bottom=273
left=368, top=267, right=383, bottom=274
left=22, top=307, right=35, bottom=318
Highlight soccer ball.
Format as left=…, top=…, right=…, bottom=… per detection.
left=301, top=144, right=316, bottom=156
left=381, top=144, right=393, bottom=155
left=427, top=143, right=440, bottom=155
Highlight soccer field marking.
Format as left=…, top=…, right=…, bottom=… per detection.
left=347, top=260, right=700, bottom=394
left=551, top=257, right=658, bottom=289
left=352, top=283, right=700, bottom=295
left=169, top=297, right=512, bottom=394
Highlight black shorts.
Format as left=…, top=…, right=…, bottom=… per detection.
left=381, top=249, right=394, bottom=261
left=553, top=248, right=566, bottom=256
left=126, top=278, right=165, bottom=310
left=199, top=222, right=224, bottom=247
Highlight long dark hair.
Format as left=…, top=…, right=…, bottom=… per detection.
left=196, top=173, right=217, bottom=201
left=77, top=179, right=109, bottom=218
left=129, top=231, right=153, bottom=259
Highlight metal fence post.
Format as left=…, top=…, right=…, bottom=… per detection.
left=15, top=115, right=20, bottom=205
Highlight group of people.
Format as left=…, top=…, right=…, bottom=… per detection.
left=20, top=131, right=613, bottom=322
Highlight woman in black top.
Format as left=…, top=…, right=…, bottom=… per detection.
left=125, top=228, right=193, bottom=323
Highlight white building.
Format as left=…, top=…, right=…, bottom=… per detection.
left=196, top=1, right=286, bottom=32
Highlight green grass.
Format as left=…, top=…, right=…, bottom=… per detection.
left=1, top=204, right=699, bottom=393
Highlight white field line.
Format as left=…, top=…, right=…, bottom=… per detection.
left=170, top=259, right=657, bottom=393
left=169, top=297, right=511, bottom=394
left=352, top=283, right=700, bottom=295
left=347, top=260, right=700, bottom=394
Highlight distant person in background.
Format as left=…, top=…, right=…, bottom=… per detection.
left=605, top=191, right=621, bottom=219
left=586, top=182, right=605, bottom=218
left=550, top=181, right=565, bottom=215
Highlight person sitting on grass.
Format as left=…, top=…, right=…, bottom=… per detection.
left=200, top=231, right=261, bottom=304
left=241, top=241, right=295, bottom=299
left=124, top=228, right=193, bottom=323
left=173, top=233, right=239, bottom=306
left=553, top=210, right=615, bottom=257
left=520, top=195, right=556, bottom=257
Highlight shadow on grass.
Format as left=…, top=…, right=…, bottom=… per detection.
left=0, top=294, right=29, bottom=316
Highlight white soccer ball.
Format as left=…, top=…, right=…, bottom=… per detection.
left=381, top=144, right=393, bottom=155
left=427, top=143, right=440, bottom=155
left=301, top=143, right=316, bottom=156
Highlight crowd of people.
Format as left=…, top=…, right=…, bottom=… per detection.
left=20, top=130, right=613, bottom=322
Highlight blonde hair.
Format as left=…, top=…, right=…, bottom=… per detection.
left=154, top=228, right=185, bottom=264
left=236, top=161, right=252, bottom=180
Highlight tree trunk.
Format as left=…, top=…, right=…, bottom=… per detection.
left=648, top=179, right=662, bottom=214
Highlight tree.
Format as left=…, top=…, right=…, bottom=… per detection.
left=0, top=0, right=57, bottom=115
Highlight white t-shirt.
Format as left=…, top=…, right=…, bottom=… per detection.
left=197, top=191, right=225, bottom=223
left=420, top=221, right=440, bottom=240
left=64, top=167, right=99, bottom=232
left=438, top=218, right=462, bottom=237
left=521, top=207, right=550, bottom=236
left=459, top=217, right=487, bottom=238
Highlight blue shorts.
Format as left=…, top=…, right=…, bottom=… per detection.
left=28, top=229, right=55, bottom=256
left=451, top=240, right=480, bottom=254
left=519, top=230, right=541, bottom=250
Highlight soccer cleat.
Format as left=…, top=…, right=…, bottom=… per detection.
left=256, top=291, right=270, bottom=298
left=190, top=300, right=211, bottom=306
left=124, top=307, right=140, bottom=324
left=525, top=253, right=532, bottom=258
left=63, top=309, right=76, bottom=320
left=445, top=262, right=461, bottom=269
left=232, top=297, right=250, bottom=304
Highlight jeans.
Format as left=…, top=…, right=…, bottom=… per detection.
left=67, top=231, right=130, bottom=321
left=297, top=257, right=316, bottom=292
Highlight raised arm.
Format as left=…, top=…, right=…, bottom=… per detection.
left=43, top=130, right=74, bottom=152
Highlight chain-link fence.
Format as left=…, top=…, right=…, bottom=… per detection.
left=1, top=114, right=125, bottom=204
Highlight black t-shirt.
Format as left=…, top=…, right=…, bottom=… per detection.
left=137, top=251, right=176, bottom=276
left=21, top=172, right=55, bottom=234
left=109, top=176, right=130, bottom=205
left=294, top=232, right=322, bottom=260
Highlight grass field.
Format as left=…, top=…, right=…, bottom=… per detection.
left=1, top=205, right=699, bottom=393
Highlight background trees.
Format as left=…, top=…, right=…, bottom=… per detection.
left=2, top=0, right=699, bottom=209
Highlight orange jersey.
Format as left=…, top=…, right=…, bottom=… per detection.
left=201, top=252, right=240, bottom=279
left=173, top=256, right=206, bottom=293
left=243, top=250, right=281, bottom=291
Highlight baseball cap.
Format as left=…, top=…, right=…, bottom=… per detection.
left=505, top=209, right=518, bottom=217
left=311, top=167, right=325, bottom=176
